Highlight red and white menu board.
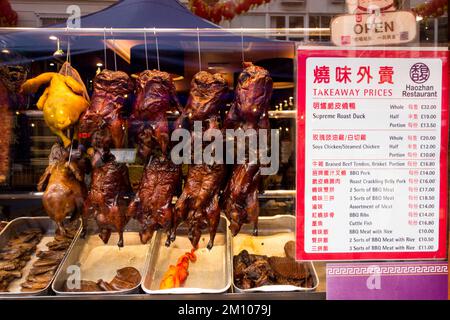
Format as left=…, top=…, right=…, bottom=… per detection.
left=296, top=48, right=448, bottom=260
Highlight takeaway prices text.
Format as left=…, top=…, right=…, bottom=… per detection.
left=313, top=65, right=395, bottom=85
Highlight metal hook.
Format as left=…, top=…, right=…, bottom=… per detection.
left=197, top=27, right=202, bottom=72
left=241, top=27, right=245, bottom=64
left=103, top=27, right=108, bottom=70
left=154, top=27, right=160, bottom=71
left=144, top=28, right=149, bottom=70
left=65, top=28, right=71, bottom=75
left=110, top=28, right=117, bottom=71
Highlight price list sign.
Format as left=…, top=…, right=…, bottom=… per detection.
left=296, top=48, right=448, bottom=260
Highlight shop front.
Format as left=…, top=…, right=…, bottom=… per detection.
left=0, top=0, right=448, bottom=301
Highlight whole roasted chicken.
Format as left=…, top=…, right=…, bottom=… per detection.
left=127, top=157, right=180, bottom=245
left=173, top=71, right=228, bottom=249
left=129, top=70, right=181, bottom=160
left=82, top=152, right=132, bottom=247
left=20, top=64, right=90, bottom=147
left=37, top=143, right=87, bottom=236
left=223, top=62, right=273, bottom=236
left=79, top=70, right=133, bottom=151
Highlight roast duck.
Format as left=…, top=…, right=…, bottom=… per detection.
left=38, top=143, right=87, bottom=236
left=20, top=63, right=89, bottom=147
left=127, top=156, right=181, bottom=245
left=173, top=71, right=228, bottom=249
left=223, top=62, right=273, bottom=236
left=129, top=70, right=181, bottom=160
left=79, top=69, right=133, bottom=155
left=82, top=152, right=133, bottom=247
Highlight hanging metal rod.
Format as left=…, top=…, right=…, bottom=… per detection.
left=0, top=27, right=331, bottom=36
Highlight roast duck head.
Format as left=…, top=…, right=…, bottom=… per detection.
left=225, top=62, right=273, bottom=129
left=38, top=143, right=87, bottom=237
left=130, top=70, right=181, bottom=160
left=78, top=69, right=133, bottom=151
left=176, top=71, right=228, bottom=129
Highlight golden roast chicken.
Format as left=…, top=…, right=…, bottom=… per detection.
left=38, top=143, right=87, bottom=236
left=20, top=69, right=90, bottom=147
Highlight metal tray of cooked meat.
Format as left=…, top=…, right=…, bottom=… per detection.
left=142, top=215, right=231, bottom=294
left=0, top=216, right=81, bottom=297
left=52, top=219, right=152, bottom=295
left=231, top=215, right=319, bottom=293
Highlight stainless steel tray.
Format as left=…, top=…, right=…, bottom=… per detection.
left=0, top=221, right=8, bottom=234
left=231, top=215, right=319, bottom=293
left=52, top=219, right=152, bottom=295
left=142, top=215, right=231, bottom=294
left=0, top=216, right=81, bottom=297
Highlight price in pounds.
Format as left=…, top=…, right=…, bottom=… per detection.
left=418, top=228, right=435, bottom=234
left=421, top=114, right=437, bottom=119
left=420, top=104, right=437, bottom=110
left=419, top=237, right=435, bottom=242
left=420, top=135, right=436, bottom=141
left=418, top=245, right=435, bottom=250
left=419, top=212, right=435, bottom=217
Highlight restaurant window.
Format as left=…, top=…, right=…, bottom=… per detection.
left=308, top=15, right=332, bottom=42
left=270, top=15, right=306, bottom=41
left=39, top=17, right=67, bottom=27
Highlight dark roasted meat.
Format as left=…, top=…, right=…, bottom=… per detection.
left=79, top=70, right=133, bottom=150
left=174, top=164, right=225, bottom=249
left=108, top=267, right=141, bottom=290
left=20, top=222, right=77, bottom=292
left=223, top=62, right=273, bottom=236
left=63, top=280, right=101, bottom=292
left=82, top=153, right=132, bottom=247
left=128, top=157, right=180, bottom=245
left=233, top=242, right=315, bottom=289
left=63, top=267, right=141, bottom=292
left=172, top=71, right=228, bottom=249
left=176, top=71, right=228, bottom=127
left=222, top=164, right=261, bottom=236
left=36, top=250, right=65, bottom=260
left=224, top=62, right=272, bottom=130
left=37, top=143, right=87, bottom=236
left=129, top=70, right=181, bottom=159
left=0, top=228, right=43, bottom=292
left=0, top=259, right=25, bottom=271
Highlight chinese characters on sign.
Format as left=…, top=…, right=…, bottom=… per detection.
left=330, top=11, right=417, bottom=47
left=296, top=49, right=448, bottom=260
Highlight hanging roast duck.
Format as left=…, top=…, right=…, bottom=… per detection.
left=222, top=62, right=273, bottom=236
left=172, top=71, right=228, bottom=249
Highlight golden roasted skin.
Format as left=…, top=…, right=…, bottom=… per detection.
left=37, top=144, right=87, bottom=236
left=21, top=72, right=89, bottom=147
